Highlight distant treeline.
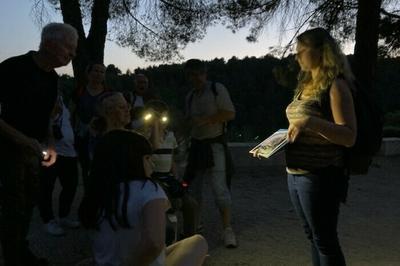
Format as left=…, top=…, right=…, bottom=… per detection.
left=59, top=55, right=400, bottom=141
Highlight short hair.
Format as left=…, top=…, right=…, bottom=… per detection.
left=134, top=73, right=148, bottom=81
left=92, top=92, right=123, bottom=134
left=184, top=59, right=206, bottom=72
left=41, top=23, right=78, bottom=44
left=86, top=62, right=106, bottom=74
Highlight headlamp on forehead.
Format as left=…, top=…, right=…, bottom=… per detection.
left=161, top=115, right=168, bottom=123
left=144, top=113, right=153, bottom=121
left=143, top=111, right=169, bottom=124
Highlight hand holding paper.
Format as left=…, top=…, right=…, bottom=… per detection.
left=249, top=129, right=288, bottom=159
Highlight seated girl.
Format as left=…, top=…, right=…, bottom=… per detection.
left=79, top=92, right=208, bottom=266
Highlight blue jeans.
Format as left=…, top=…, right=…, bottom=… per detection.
left=287, top=168, right=348, bottom=266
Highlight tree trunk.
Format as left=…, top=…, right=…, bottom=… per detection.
left=59, top=0, right=110, bottom=95
left=59, top=0, right=88, bottom=87
left=353, top=0, right=382, bottom=93
left=86, top=0, right=110, bottom=63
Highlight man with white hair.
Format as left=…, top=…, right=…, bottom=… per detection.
left=0, top=22, right=78, bottom=266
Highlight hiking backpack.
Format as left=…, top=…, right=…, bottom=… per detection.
left=345, top=83, right=383, bottom=175
left=323, top=80, right=383, bottom=175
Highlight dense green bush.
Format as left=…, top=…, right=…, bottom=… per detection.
left=59, top=56, right=400, bottom=141
left=383, top=126, right=400, bottom=137
left=383, top=111, right=400, bottom=137
left=384, top=110, right=400, bottom=126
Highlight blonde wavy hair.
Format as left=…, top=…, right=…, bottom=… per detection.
left=296, top=28, right=355, bottom=99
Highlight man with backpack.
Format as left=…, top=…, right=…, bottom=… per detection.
left=183, top=59, right=237, bottom=248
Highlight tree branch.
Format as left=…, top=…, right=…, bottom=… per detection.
left=381, top=8, right=400, bottom=19
left=159, top=0, right=198, bottom=13
left=86, top=0, right=111, bottom=63
left=281, top=7, right=321, bottom=57
left=122, top=0, right=164, bottom=40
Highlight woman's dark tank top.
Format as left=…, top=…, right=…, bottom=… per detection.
left=285, top=88, right=344, bottom=174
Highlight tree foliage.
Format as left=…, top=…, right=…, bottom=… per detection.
left=215, top=1, right=399, bottom=55
left=33, top=0, right=219, bottom=61
left=32, top=0, right=400, bottom=96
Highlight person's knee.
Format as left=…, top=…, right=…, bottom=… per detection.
left=215, top=194, right=231, bottom=210
left=190, top=234, right=208, bottom=254
left=313, top=233, right=341, bottom=255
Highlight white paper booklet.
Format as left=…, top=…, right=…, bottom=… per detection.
left=249, top=129, right=288, bottom=159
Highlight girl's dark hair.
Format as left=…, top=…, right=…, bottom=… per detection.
left=79, top=130, right=155, bottom=230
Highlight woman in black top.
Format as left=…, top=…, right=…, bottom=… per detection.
left=285, top=28, right=356, bottom=266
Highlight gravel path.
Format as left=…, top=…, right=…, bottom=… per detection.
left=1, top=155, right=399, bottom=266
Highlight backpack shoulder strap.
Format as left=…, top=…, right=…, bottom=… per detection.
left=186, top=90, right=194, bottom=117
left=187, top=81, right=218, bottom=115
left=211, top=81, right=218, bottom=97
left=320, top=75, right=349, bottom=121
left=211, top=81, right=229, bottom=135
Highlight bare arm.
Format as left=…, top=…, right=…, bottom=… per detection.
left=132, top=198, right=167, bottom=266
left=208, top=109, right=235, bottom=123
left=193, top=109, right=235, bottom=126
left=148, top=121, right=162, bottom=150
left=288, top=79, right=357, bottom=147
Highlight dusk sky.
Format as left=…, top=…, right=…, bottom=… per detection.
left=0, top=0, right=353, bottom=75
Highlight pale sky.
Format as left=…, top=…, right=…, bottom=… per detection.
left=0, top=0, right=353, bottom=76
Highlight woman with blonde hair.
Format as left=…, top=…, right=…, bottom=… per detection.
left=285, top=28, right=356, bottom=266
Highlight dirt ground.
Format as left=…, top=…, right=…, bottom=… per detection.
left=1, top=153, right=399, bottom=266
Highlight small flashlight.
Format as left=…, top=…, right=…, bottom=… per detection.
left=42, top=151, right=48, bottom=158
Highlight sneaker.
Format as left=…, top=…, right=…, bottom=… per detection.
left=223, top=227, right=237, bottom=248
left=59, top=217, right=80, bottom=228
left=44, top=220, right=65, bottom=236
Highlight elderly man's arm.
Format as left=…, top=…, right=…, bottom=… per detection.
left=42, top=121, right=57, bottom=167
left=0, top=119, right=43, bottom=157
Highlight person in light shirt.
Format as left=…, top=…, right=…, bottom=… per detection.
left=38, top=95, right=80, bottom=236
